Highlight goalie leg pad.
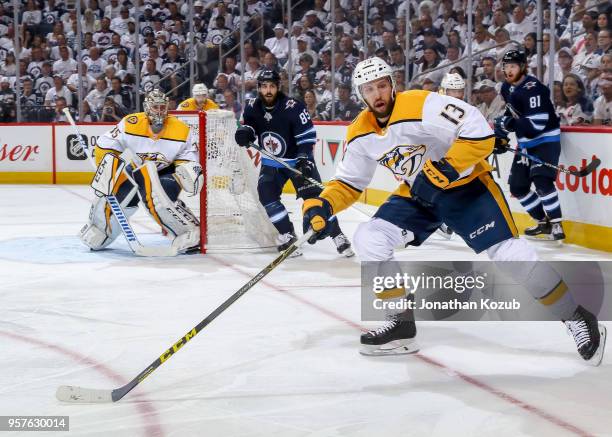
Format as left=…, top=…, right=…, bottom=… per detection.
left=91, top=153, right=127, bottom=197
left=134, top=161, right=200, bottom=239
left=79, top=193, right=138, bottom=250
left=174, top=161, right=203, bottom=195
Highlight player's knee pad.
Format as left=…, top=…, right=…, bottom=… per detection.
left=353, top=218, right=413, bottom=261
left=79, top=194, right=138, bottom=250
left=532, top=175, right=556, bottom=196
left=263, top=200, right=289, bottom=224
left=133, top=162, right=200, bottom=238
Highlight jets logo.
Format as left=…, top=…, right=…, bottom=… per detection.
left=285, top=99, right=297, bottom=109
left=260, top=131, right=287, bottom=157
left=524, top=81, right=537, bottom=89
left=378, top=144, right=426, bottom=178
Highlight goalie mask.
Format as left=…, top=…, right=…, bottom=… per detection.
left=144, top=89, right=169, bottom=133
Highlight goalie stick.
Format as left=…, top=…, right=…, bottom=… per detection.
left=55, top=229, right=314, bottom=403
left=63, top=108, right=178, bottom=257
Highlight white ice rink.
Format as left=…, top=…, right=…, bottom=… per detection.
left=1, top=184, right=611, bottom=437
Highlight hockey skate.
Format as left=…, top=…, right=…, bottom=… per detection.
left=333, top=233, right=354, bottom=257
left=277, top=232, right=302, bottom=257
left=564, top=305, right=607, bottom=366
left=550, top=220, right=566, bottom=241
left=360, top=314, right=419, bottom=356
left=524, top=220, right=552, bottom=238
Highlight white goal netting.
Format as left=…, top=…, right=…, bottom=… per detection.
left=172, top=110, right=279, bottom=252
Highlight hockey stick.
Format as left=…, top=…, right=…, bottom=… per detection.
left=248, top=142, right=374, bottom=219
left=507, top=144, right=601, bottom=177
left=55, top=229, right=314, bottom=403
left=63, top=108, right=178, bottom=257
left=500, top=104, right=601, bottom=177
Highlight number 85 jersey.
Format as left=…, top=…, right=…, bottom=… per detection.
left=334, top=90, right=495, bottom=194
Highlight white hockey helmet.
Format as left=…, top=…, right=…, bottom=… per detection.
left=144, top=88, right=169, bottom=133
left=352, top=57, right=396, bottom=104
left=440, top=73, right=465, bottom=92
left=192, top=83, right=208, bottom=98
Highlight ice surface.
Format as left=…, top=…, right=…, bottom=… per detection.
left=0, top=185, right=611, bottom=437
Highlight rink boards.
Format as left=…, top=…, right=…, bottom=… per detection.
left=0, top=121, right=610, bottom=251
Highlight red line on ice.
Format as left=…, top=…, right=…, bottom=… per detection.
left=0, top=330, right=165, bottom=437
left=210, top=256, right=595, bottom=437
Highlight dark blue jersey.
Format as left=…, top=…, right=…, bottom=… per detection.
left=241, top=93, right=317, bottom=168
left=501, top=75, right=560, bottom=148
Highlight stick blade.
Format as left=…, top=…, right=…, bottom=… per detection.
left=574, top=158, right=601, bottom=177
left=56, top=385, right=114, bottom=403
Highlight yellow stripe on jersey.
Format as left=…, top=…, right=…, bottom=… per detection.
left=346, top=90, right=430, bottom=144
left=446, top=135, right=495, bottom=174
left=539, top=280, right=569, bottom=306
left=320, top=179, right=362, bottom=215
left=140, top=164, right=163, bottom=227
left=479, top=173, right=519, bottom=237
left=123, top=112, right=190, bottom=142
left=177, top=97, right=220, bottom=111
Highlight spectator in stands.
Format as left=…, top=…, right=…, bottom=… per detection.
left=265, top=24, right=289, bottom=64
left=106, top=76, right=132, bottom=112
left=104, top=0, right=122, bottom=20
left=303, top=89, right=322, bottom=121
left=293, top=74, right=314, bottom=100
left=593, top=72, right=612, bottom=125
left=286, top=35, right=318, bottom=71
left=81, top=8, right=100, bottom=34
left=596, top=29, right=612, bottom=55
left=489, top=8, right=510, bottom=35
left=51, top=96, right=69, bottom=122
left=223, top=89, right=241, bottom=117
left=243, top=55, right=261, bottom=92
left=573, top=31, right=598, bottom=69
left=557, top=73, right=593, bottom=125
left=1, top=52, right=16, bottom=77
left=103, top=33, right=129, bottom=64
left=34, top=61, right=54, bottom=97
left=93, top=17, right=114, bottom=50
left=262, top=51, right=279, bottom=72
left=476, top=79, right=505, bottom=122
left=84, top=46, right=107, bottom=78
left=505, top=4, right=535, bottom=41
left=114, top=49, right=135, bottom=79
left=523, top=32, right=537, bottom=59
left=557, top=47, right=574, bottom=77
left=321, top=82, right=361, bottom=121
left=471, top=24, right=495, bottom=54
left=100, top=96, right=124, bottom=122
left=313, top=75, right=332, bottom=108
left=67, top=62, right=96, bottom=98
left=85, top=77, right=108, bottom=116
left=598, top=12, right=612, bottom=32
left=141, top=59, right=164, bottom=94
left=53, top=45, right=77, bottom=80
left=206, top=15, right=231, bottom=47
left=212, top=72, right=232, bottom=107
left=416, top=46, right=444, bottom=85
left=44, top=75, right=72, bottom=108
left=491, top=28, right=512, bottom=60
left=294, top=54, right=316, bottom=85
left=389, top=45, right=406, bottom=72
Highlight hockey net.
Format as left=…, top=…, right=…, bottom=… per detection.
left=170, top=110, right=278, bottom=253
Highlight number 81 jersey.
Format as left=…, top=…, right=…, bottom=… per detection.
left=335, top=90, right=495, bottom=193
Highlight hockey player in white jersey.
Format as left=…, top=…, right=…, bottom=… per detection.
left=302, top=58, right=606, bottom=365
left=79, top=89, right=203, bottom=254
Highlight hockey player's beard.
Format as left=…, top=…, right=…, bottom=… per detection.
left=367, top=96, right=395, bottom=121
left=260, top=91, right=278, bottom=108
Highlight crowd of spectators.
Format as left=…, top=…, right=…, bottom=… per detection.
left=0, top=0, right=611, bottom=125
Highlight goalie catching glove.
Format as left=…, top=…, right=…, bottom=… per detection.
left=302, top=197, right=333, bottom=243
left=174, top=161, right=203, bottom=195
left=410, top=158, right=459, bottom=208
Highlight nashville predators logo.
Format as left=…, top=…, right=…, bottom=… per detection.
left=378, top=145, right=426, bottom=178
left=126, top=115, right=139, bottom=124
left=137, top=152, right=171, bottom=169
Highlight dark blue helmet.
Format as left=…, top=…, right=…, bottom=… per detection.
left=502, top=49, right=527, bottom=67
left=257, top=69, right=280, bottom=86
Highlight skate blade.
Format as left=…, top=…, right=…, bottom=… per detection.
left=359, top=339, right=419, bottom=356
left=340, top=247, right=355, bottom=258
left=288, top=248, right=303, bottom=258
left=587, top=325, right=607, bottom=367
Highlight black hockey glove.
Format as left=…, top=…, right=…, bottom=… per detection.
left=235, top=125, right=256, bottom=148
left=410, top=158, right=459, bottom=209
left=295, top=154, right=315, bottom=179
left=493, top=136, right=511, bottom=155
left=494, top=115, right=516, bottom=136
left=302, top=197, right=333, bottom=243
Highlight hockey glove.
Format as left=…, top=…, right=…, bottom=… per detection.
left=234, top=125, right=256, bottom=148
left=494, top=115, right=516, bottom=135
left=410, top=158, right=459, bottom=208
left=302, top=197, right=333, bottom=243
left=493, top=136, right=510, bottom=155
left=295, top=154, right=315, bottom=179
